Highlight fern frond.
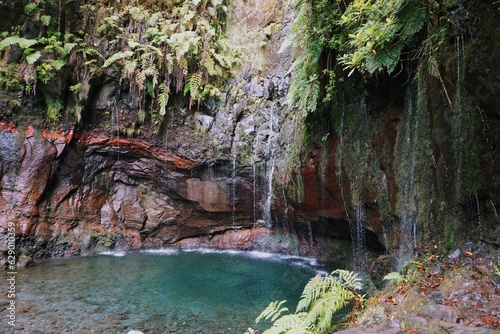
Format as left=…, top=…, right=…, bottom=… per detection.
left=157, top=82, right=170, bottom=116
left=255, top=300, right=289, bottom=324
left=82, top=47, right=104, bottom=60
left=52, top=59, right=67, bottom=70
left=41, top=15, right=51, bottom=26
left=19, top=38, right=39, bottom=49
left=184, top=72, right=203, bottom=98
left=383, top=272, right=405, bottom=284
left=26, top=51, right=42, bottom=64
left=0, top=36, right=22, bottom=50
left=103, top=51, right=134, bottom=68
left=123, top=59, right=138, bottom=75
left=62, top=42, right=77, bottom=56
left=334, top=269, right=363, bottom=290
left=135, top=70, right=146, bottom=92
left=263, top=313, right=309, bottom=334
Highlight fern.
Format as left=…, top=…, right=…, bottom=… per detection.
left=41, top=15, right=51, bottom=26
left=184, top=72, right=203, bottom=99
left=255, top=300, right=289, bottom=324
left=0, top=36, right=22, bottom=50
left=0, top=36, right=39, bottom=51
left=157, top=82, right=170, bottom=116
left=62, top=43, right=77, bottom=56
left=103, top=51, right=134, bottom=68
left=81, top=47, right=104, bottom=60
left=383, top=272, right=405, bottom=284
left=256, top=270, right=364, bottom=334
left=26, top=51, right=42, bottom=64
left=52, top=59, right=67, bottom=70
left=24, top=2, right=39, bottom=15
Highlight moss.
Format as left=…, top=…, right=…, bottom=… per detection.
left=442, top=215, right=457, bottom=252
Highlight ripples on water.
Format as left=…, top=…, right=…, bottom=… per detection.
left=0, top=248, right=332, bottom=333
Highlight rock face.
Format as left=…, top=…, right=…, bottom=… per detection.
left=0, top=124, right=355, bottom=264
left=0, top=0, right=499, bottom=271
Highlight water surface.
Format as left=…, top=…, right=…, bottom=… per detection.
left=0, top=248, right=330, bottom=333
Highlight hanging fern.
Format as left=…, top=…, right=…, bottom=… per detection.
left=184, top=72, right=203, bottom=98
left=157, top=82, right=170, bottom=116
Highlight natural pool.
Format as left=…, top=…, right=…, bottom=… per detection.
left=0, top=248, right=331, bottom=333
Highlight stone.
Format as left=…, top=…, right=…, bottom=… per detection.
left=95, top=83, right=117, bottom=110
left=419, top=304, right=462, bottom=324
left=195, top=114, right=214, bottom=128
left=185, top=178, right=231, bottom=212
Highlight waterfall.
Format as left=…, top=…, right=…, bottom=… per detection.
left=395, top=86, right=419, bottom=266
left=263, top=158, right=275, bottom=226
left=232, top=144, right=237, bottom=226
left=262, top=105, right=277, bottom=227
left=252, top=156, right=257, bottom=224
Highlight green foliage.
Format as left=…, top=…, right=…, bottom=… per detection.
left=339, top=0, right=426, bottom=74
left=255, top=270, right=364, bottom=334
left=284, top=0, right=452, bottom=116
left=0, top=0, right=236, bottom=128
left=24, top=2, right=40, bottom=15
left=45, top=95, right=63, bottom=124
left=383, top=272, right=405, bottom=285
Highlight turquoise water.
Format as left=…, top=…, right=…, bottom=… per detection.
left=0, top=248, right=330, bottom=333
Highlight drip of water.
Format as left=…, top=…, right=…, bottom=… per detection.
left=475, top=194, right=483, bottom=239
left=455, top=35, right=464, bottom=109
left=489, top=199, right=498, bottom=219
left=454, top=35, right=465, bottom=202
left=281, top=183, right=288, bottom=218
left=306, top=221, right=314, bottom=254
left=207, top=162, right=212, bottom=180
left=351, top=204, right=367, bottom=273
left=478, top=107, right=493, bottom=150
left=337, top=109, right=352, bottom=224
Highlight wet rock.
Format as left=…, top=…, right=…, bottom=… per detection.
left=419, top=304, right=462, bottom=323
left=195, top=114, right=214, bottom=128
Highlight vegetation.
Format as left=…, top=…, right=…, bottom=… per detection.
left=283, top=0, right=463, bottom=117
left=252, top=269, right=365, bottom=333
left=0, top=0, right=238, bottom=128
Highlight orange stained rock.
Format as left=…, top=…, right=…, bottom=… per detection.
left=25, top=124, right=35, bottom=138
left=8, top=122, right=18, bottom=134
